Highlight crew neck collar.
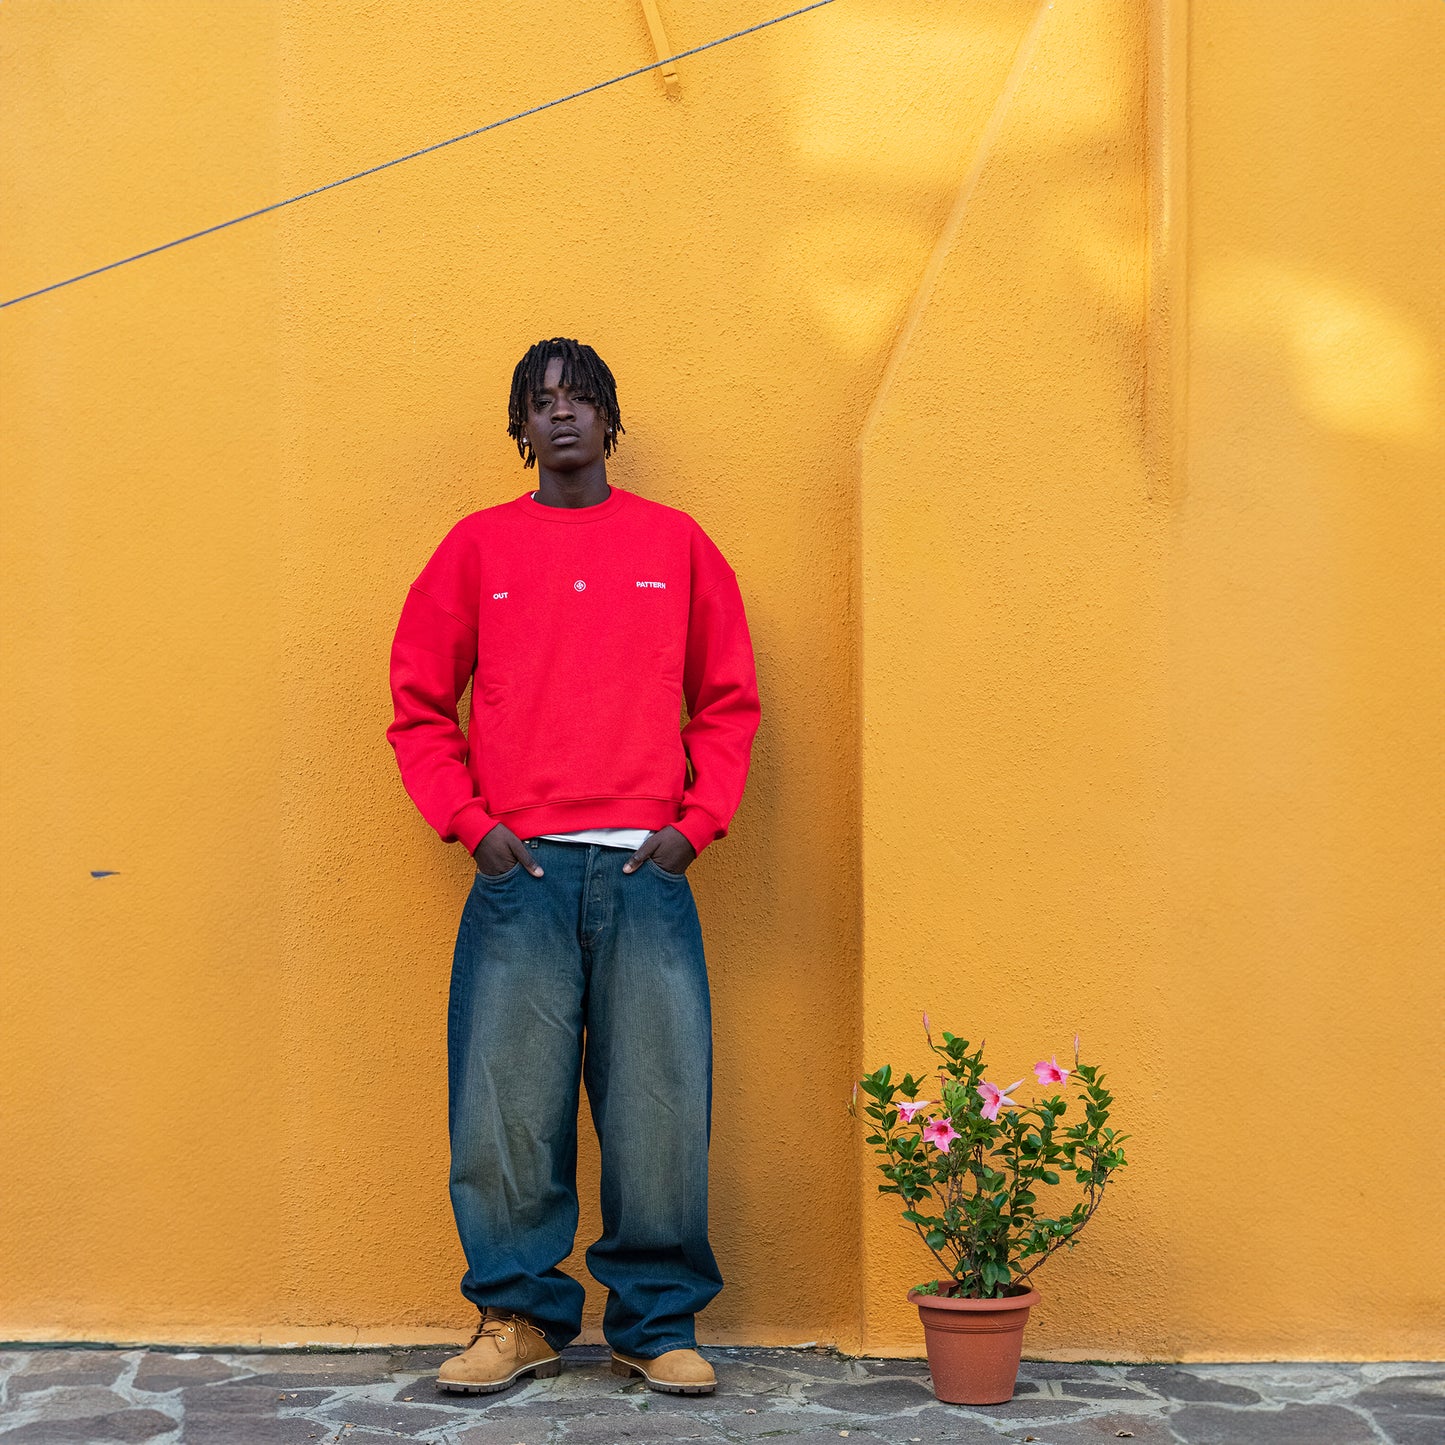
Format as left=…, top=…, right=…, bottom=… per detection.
left=516, top=484, right=629, bottom=523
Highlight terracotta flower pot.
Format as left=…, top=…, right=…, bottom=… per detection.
left=906, top=1283, right=1041, bottom=1405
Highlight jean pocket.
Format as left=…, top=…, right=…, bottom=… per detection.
left=645, top=857, right=688, bottom=881
left=475, top=859, right=523, bottom=884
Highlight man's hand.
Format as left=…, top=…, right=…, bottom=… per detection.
left=622, top=825, right=697, bottom=876
left=473, top=823, right=543, bottom=877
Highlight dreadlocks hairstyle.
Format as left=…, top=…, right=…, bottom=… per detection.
left=507, top=337, right=625, bottom=469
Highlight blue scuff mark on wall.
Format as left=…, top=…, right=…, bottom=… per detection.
left=90, top=870, right=120, bottom=878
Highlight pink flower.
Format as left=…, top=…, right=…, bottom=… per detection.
left=922, top=1011, right=932, bottom=1040
left=1073, top=1031, right=1081, bottom=1064
left=922, top=1117, right=959, bottom=1153
left=976, top=1078, right=1023, bottom=1121
left=1034, top=1055, right=1069, bottom=1087
left=896, top=1100, right=932, bottom=1123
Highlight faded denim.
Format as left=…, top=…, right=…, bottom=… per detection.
left=447, top=836, right=721, bottom=1357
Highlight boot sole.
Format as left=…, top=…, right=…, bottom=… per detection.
left=610, top=1357, right=715, bottom=1395
left=436, top=1357, right=561, bottom=1394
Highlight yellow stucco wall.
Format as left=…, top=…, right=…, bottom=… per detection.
left=2, top=0, right=1440, bottom=1358
left=860, top=0, right=1443, bottom=1360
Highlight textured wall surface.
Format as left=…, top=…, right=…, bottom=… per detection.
left=0, top=0, right=904, bottom=1351
left=1162, top=0, right=1443, bottom=1360
left=2, top=0, right=1441, bottom=1358
left=859, top=0, right=1168, bottom=1358
left=860, top=0, right=1443, bottom=1360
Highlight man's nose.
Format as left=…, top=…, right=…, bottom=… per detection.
left=552, top=393, right=575, bottom=420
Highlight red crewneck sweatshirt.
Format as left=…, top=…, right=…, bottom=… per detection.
left=386, top=485, right=761, bottom=858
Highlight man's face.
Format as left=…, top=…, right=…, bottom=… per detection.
left=524, top=355, right=607, bottom=472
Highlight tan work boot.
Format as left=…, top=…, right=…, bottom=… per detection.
left=610, top=1346, right=716, bottom=1395
left=436, top=1308, right=562, bottom=1394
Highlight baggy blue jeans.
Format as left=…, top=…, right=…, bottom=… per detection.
left=447, top=836, right=722, bottom=1357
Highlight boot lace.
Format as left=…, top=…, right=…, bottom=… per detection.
left=465, top=1308, right=546, bottom=1352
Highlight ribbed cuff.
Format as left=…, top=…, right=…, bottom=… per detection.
left=450, top=799, right=499, bottom=855
left=670, top=807, right=722, bottom=859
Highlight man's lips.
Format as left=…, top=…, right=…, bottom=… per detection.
left=551, top=429, right=580, bottom=443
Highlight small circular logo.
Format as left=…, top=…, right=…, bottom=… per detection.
left=574, top=579, right=586, bottom=591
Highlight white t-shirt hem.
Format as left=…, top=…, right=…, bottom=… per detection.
left=536, top=827, right=652, bottom=850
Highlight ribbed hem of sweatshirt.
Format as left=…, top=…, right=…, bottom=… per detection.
left=453, top=796, right=723, bottom=856
left=489, top=796, right=682, bottom=840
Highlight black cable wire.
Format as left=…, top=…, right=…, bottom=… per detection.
left=1, top=0, right=836, bottom=310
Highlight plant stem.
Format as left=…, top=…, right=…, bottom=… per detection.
left=1013, top=1168, right=1112, bottom=1287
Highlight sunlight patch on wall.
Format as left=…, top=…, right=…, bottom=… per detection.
left=782, top=0, right=1024, bottom=186
left=1197, top=254, right=1438, bottom=446
left=1027, top=187, right=1147, bottom=317
left=768, top=212, right=935, bottom=358
left=1004, top=5, right=1132, bottom=140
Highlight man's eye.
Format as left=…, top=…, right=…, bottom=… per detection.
left=532, top=395, right=551, bottom=409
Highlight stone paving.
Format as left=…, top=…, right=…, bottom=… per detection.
left=0, top=1346, right=1439, bottom=1445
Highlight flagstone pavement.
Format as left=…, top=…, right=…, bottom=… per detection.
left=0, top=1346, right=1438, bottom=1445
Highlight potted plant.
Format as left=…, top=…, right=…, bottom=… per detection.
left=853, top=1019, right=1129, bottom=1405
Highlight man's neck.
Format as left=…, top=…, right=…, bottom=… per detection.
left=531, top=462, right=609, bottom=509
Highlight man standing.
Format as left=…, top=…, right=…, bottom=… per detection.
left=386, top=338, right=760, bottom=1398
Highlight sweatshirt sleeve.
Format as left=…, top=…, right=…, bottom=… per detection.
left=672, top=532, right=761, bottom=858
left=385, top=520, right=498, bottom=855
